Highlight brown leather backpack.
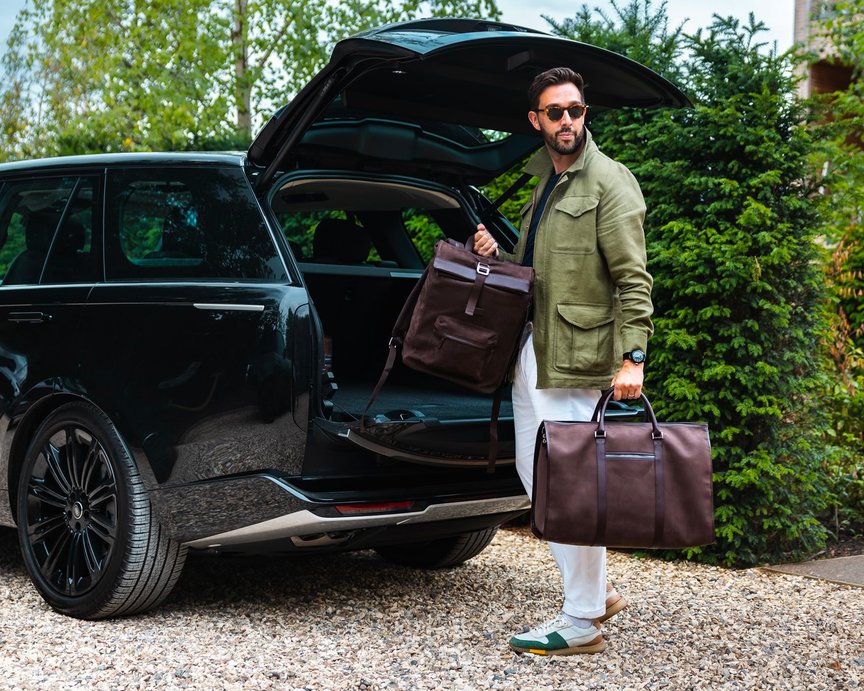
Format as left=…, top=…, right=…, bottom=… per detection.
left=363, top=238, right=534, bottom=470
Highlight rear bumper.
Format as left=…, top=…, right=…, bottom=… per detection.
left=151, top=471, right=527, bottom=547
left=183, top=494, right=531, bottom=549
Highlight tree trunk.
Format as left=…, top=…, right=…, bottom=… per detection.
left=233, top=0, right=251, bottom=141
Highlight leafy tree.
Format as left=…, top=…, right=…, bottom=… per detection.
left=0, top=19, right=43, bottom=159
left=811, top=1, right=864, bottom=337
left=0, top=0, right=500, bottom=159
left=2, top=0, right=233, bottom=156
left=545, top=0, right=684, bottom=81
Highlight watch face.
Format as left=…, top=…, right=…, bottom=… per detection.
left=629, top=349, right=646, bottom=364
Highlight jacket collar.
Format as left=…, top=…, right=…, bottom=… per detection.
left=524, top=128, right=596, bottom=180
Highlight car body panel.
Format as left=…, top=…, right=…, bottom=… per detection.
left=0, top=152, right=528, bottom=546
left=0, top=157, right=319, bottom=526
left=79, top=282, right=311, bottom=486
left=0, top=285, right=93, bottom=524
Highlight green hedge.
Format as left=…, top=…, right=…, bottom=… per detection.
left=542, top=7, right=836, bottom=565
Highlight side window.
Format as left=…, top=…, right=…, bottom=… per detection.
left=0, top=177, right=77, bottom=286
left=106, top=167, right=288, bottom=282
left=42, top=178, right=100, bottom=284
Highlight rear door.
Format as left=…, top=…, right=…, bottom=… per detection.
left=82, top=164, right=312, bottom=487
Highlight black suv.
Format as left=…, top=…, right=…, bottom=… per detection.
left=0, top=19, right=686, bottom=618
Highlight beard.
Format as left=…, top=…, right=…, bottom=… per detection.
left=545, top=125, right=586, bottom=156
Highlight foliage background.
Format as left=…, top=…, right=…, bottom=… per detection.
left=0, top=0, right=861, bottom=564
left=0, top=0, right=500, bottom=158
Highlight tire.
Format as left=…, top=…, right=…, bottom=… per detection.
left=16, top=402, right=187, bottom=619
left=374, top=527, right=498, bottom=569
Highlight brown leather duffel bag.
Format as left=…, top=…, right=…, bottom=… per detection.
left=532, top=389, right=715, bottom=549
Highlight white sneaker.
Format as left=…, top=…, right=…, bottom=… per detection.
left=597, top=584, right=629, bottom=623
left=509, top=613, right=606, bottom=655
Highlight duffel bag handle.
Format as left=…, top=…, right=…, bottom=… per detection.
left=593, top=388, right=663, bottom=439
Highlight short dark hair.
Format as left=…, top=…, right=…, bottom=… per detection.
left=527, top=67, right=586, bottom=110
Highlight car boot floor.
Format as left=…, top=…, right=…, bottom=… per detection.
left=331, top=379, right=513, bottom=422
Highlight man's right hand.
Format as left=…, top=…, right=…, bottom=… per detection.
left=473, top=224, right=499, bottom=258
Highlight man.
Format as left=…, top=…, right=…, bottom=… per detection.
left=474, top=67, right=652, bottom=655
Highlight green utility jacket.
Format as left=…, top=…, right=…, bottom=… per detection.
left=499, top=130, right=653, bottom=389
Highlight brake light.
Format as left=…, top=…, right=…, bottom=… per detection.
left=334, top=501, right=415, bottom=515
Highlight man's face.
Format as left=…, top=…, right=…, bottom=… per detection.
left=528, top=82, right=586, bottom=156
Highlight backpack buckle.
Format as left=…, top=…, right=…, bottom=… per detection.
left=476, top=262, right=490, bottom=276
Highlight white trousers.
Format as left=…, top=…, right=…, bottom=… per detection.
left=512, top=331, right=606, bottom=619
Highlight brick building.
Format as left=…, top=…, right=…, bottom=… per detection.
left=795, top=0, right=855, bottom=97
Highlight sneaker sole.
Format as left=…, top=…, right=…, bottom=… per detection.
left=596, top=594, right=628, bottom=624
left=510, top=635, right=607, bottom=656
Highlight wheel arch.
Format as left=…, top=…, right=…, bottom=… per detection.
left=6, top=393, right=157, bottom=523
left=12, top=395, right=187, bottom=618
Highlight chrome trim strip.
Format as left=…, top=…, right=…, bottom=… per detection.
left=184, top=495, right=530, bottom=549
left=339, top=429, right=515, bottom=467
left=193, top=303, right=265, bottom=312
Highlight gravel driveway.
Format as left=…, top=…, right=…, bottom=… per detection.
left=0, top=525, right=861, bottom=690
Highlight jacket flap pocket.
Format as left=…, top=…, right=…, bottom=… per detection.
left=555, top=196, right=600, bottom=218
left=556, top=304, right=613, bottom=329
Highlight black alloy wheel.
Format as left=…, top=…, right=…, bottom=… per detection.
left=17, top=402, right=186, bottom=619
left=23, top=419, right=118, bottom=598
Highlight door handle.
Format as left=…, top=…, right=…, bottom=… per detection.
left=8, top=311, right=52, bottom=324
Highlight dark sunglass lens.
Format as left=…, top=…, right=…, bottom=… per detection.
left=567, top=105, right=585, bottom=118
left=545, top=106, right=564, bottom=121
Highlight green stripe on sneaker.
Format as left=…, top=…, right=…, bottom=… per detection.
left=511, top=631, right=568, bottom=651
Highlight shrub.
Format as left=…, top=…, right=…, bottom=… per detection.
left=551, top=5, right=834, bottom=565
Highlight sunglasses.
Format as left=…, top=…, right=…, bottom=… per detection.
left=534, top=103, right=588, bottom=121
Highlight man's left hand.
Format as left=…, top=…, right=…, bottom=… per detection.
left=611, top=360, right=644, bottom=401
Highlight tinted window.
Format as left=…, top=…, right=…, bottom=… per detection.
left=42, top=177, right=100, bottom=284
left=0, top=177, right=77, bottom=286
left=106, top=167, right=288, bottom=282
left=272, top=178, right=469, bottom=269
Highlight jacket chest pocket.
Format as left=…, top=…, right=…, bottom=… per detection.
left=547, top=196, right=599, bottom=255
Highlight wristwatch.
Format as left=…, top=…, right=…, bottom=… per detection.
left=623, top=349, right=646, bottom=364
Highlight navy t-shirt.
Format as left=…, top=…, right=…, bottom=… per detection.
left=521, top=171, right=562, bottom=268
